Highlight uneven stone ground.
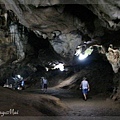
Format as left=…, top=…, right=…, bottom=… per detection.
left=0, top=87, right=120, bottom=120
left=0, top=87, right=67, bottom=117
left=63, top=95, right=120, bottom=116
left=26, top=88, right=120, bottom=116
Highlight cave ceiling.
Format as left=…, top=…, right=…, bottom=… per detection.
left=0, top=0, right=120, bottom=73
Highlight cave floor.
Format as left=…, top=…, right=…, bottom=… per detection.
left=1, top=87, right=120, bottom=120
left=25, top=87, right=120, bottom=117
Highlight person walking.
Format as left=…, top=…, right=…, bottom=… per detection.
left=80, top=77, right=90, bottom=101
left=42, top=77, right=48, bottom=93
left=41, top=77, right=44, bottom=90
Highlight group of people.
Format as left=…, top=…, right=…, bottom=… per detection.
left=40, top=76, right=90, bottom=101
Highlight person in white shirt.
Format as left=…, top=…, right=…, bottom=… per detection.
left=42, top=77, right=48, bottom=93
left=80, top=77, right=90, bottom=100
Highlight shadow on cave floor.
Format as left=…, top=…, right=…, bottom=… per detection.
left=24, top=87, right=120, bottom=116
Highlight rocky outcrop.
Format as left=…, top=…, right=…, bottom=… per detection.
left=84, top=0, right=120, bottom=31
left=0, top=87, right=67, bottom=116
left=0, top=0, right=120, bottom=60
left=50, top=32, right=82, bottom=61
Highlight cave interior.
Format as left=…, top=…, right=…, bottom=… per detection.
left=0, top=1, right=120, bottom=103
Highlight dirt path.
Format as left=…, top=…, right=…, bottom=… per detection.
left=41, top=88, right=120, bottom=116
left=63, top=98, right=120, bottom=116
left=25, top=87, right=120, bottom=117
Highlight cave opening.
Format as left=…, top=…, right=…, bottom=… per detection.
left=27, top=31, right=51, bottom=57
left=25, top=28, right=114, bottom=96
left=0, top=1, right=120, bottom=116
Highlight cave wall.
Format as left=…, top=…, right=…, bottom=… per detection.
left=1, top=0, right=120, bottom=61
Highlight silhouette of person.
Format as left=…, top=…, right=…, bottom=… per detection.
left=42, top=77, right=48, bottom=93
left=80, top=77, right=90, bottom=101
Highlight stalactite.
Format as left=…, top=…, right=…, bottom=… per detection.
left=9, top=23, right=27, bottom=64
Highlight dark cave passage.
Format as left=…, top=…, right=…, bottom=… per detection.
left=27, top=31, right=50, bottom=55
left=64, top=4, right=97, bottom=33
